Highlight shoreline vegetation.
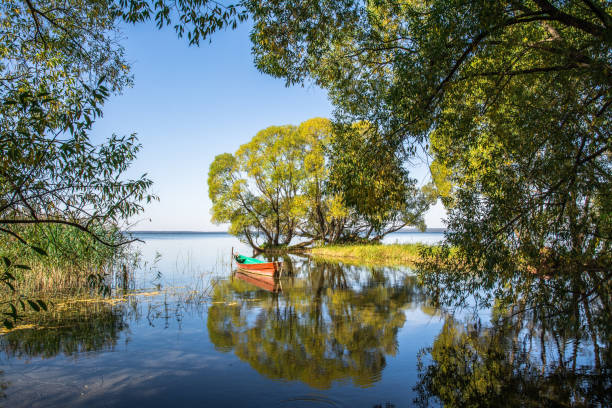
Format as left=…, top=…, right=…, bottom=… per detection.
left=309, top=243, right=434, bottom=267
left=1, top=226, right=135, bottom=295
left=0, top=226, right=140, bottom=328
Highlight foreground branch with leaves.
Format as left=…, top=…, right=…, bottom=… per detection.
left=244, top=0, right=611, bottom=277
left=1, top=0, right=158, bottom=327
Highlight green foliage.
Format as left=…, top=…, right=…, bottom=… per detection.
left=208, top=118, right=432, bottom=249
left=244, top=8, right=612, bottom=396
left=1, top=85, right=154, bottom=224
left=118, top=0, right=249, bottom=45
left=1, top=224, right=132, bottom=287
left=1, top=0, right=133, bottom=95
left=0, top=0, right=158, bottom=327
left=246, top=0, right=611, bottom=276
left=311, top=242, right=430, bottom=267
left=0, top=0, right=258, bottom=329
left=329, top=122, right=433, bottom=236
left=0, top=1, right=254, bottom=332
left=208, top=122, right=309, bottom=249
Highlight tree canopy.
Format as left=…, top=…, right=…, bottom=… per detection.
left=208, top=122, right=310, bottom=249
left=208, top=118, right=432, bottom=250
left=244, top=0, right=611, bottom=275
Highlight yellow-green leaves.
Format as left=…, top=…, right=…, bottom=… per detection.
left=208, top=118, right=334, bottom=249
left=209, top=116, right=428, bottom=247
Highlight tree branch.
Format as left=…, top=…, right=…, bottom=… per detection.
left=533, top=0, right=607, bottom=38
left=580, top=0, right=612, bottom=29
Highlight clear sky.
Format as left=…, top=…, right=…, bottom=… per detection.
left=91, top=21, right=446, bottom=231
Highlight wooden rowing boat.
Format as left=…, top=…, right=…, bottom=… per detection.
left=235, top=271, right=280, bottom=292
left=233, top=253, right=282, bottom=277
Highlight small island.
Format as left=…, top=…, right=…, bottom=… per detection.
left=208, top=118, right=435, bottom=255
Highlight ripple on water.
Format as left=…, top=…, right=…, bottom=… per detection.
left=275, top=394, right=346, bottom=408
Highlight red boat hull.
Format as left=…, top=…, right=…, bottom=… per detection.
left=235, top=261, right=282, bottom=277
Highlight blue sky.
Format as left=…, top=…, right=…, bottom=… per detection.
left=92, top=21, right=446, bottom=231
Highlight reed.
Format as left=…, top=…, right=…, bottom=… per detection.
left=0, top=224, right=138, bottom=298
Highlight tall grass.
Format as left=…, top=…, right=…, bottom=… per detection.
left=0, top=224, right=138, bottom=297
left=310, top=243, right=433, bottom=267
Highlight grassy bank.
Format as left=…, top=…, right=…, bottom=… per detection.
left=310, top=243, right=433, bottom=267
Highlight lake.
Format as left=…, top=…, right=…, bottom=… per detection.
left=1, top=232, right=608, bottom=407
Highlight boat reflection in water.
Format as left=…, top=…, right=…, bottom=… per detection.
left=234, top=270, right=281, bottom=293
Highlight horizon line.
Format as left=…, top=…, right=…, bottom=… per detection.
left=126, top=228, right=447, bottom=234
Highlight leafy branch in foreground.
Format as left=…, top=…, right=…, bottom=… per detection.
left=1, top=0, right=158, bottom=327
left=118, top=0, right=249, bottom=45
left=0, top=82, right=155, bottom=327
left=0, top=84, right=155, bottom=244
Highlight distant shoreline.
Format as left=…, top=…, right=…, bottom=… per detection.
left=128, top=230, right=229, bottom=234
left=127, top=229, right=446, bottom=234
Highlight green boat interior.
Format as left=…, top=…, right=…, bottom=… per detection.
left=234, top=254, right=265, bottom=264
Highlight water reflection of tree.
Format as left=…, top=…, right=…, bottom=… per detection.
left=207, top=260, right=422, bottom=389
left=415, top=265, right=611, bottom=407
left=0, top=301, right=128, bottom=359
left=0, top=370, right=6, bottom=400
left=0, top=289, right=213, bottom=361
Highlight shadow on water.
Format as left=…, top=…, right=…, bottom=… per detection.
left=0, top=300, right=129, bottom=360
left=414, top=315, right=611, bottom=407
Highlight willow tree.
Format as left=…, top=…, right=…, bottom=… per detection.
left=208, top=118, right=432, bottom=249
left=243, top=0, right=611, bottom=276
left=295, top=118, right=430, bottom=243
left=328, top=122, right=434, bottom=240
left=295, top=118, right=350, bottom=243
left=208, top=118, right=354, bottom=249
left=208, top=124, right=310, bottom=250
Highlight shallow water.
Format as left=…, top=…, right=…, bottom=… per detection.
left=1, top=232, right=608, bottom=407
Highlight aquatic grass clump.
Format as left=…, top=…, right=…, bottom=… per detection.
left=310, top=243, right=435, bottom=267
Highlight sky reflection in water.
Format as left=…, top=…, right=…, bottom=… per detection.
left=0, top=233, right=608, bottom=407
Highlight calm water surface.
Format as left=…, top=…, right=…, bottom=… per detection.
left=1, top=232, right=608, bottom=407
